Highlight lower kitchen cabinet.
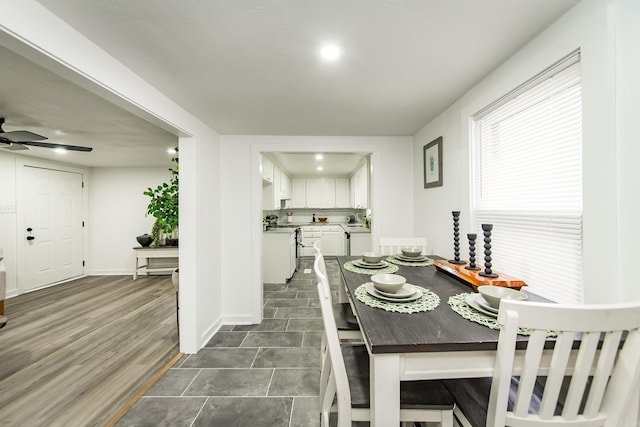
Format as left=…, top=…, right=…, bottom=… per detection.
left=301, top=225, right=346, bottom=256
left=350, top=232, right=372, bottom=256
left=263, top=230, right=297, bottom=283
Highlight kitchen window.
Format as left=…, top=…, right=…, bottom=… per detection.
left=471, top=51, right=583, bottom=303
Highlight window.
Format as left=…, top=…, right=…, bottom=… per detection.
left=471, top=52, right=582, bottom=303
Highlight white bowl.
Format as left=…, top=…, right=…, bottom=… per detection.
left=401, top=247, right=422, bottom=257
left=362, top=252, right=383, bottom=264
left=371, top=274, right=406, bottom=293
left=478, top=286, right=528, bottom=309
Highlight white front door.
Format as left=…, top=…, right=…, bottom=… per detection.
left=21, top=166, right=84, bottom=292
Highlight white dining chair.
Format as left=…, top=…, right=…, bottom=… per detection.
left=314, top=249, right=363, bottom=408
left=316, top=274, right=455, bottom=426
left=379, top=236, right=428, bottom=256
left=443, top=299, right=640, bottom=427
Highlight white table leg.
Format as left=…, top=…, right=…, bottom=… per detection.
left=133, top=255, right=139, bottom=280
left=370, top=353, right=400, bottom=426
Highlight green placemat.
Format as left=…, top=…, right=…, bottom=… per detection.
left=448, top=293, right=556, bottom=337
left=355, top=283, right=440, bottom=313
left=344, top=261, right=399, bottom=275
left=386, top=255, right=434, bottom=267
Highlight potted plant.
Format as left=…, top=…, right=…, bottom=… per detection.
left=144, top=147, right=179, bottom=247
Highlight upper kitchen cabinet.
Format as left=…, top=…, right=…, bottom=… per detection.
left=262, top=156, right=291, bottom=210
left=335, top=178, right=350, bottom=208
left=279, top=168, right=291, bottom=199
left=291, top=178, right=306, bottom=208
left=306, top=178, right=336, bottom=208
left=351, top=162, right=369, bottom=209
left=261, top=155, right=274, bottom=184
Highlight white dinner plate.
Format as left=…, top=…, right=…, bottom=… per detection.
left=373, top=283, right=417, bottom=299
left=352, top=259, right=388, bottom=269
left=395, top=254, right=428, bottom=262
left=465, top=294, right=497, bottom=318
left=475, top=294, right=498, bottom=313
left=365, top=282, right=423, bottom=302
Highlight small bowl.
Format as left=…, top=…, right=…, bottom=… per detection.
left=401, top=247, right=422, bottom=257
left=371, top=274, right=406, bottom=294
left=318, top=217, right=328, bottom=223
left=478, top=286, right=528, bottom=309
left=362, top=252, right=383, bottom=264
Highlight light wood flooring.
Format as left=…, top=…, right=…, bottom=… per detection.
left=0, top=275, right=179, bottom=427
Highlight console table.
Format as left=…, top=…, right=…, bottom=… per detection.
left=133, top=247, right=179, bottom=280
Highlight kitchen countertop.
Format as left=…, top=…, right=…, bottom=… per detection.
left=263, top=223, right=370, bottom=234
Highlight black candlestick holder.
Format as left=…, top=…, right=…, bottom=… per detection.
left=478, top=224, right=499, bottom=278
left=449, top=211, right=466, bottom=265
left=465, top=233, right=481, bottom=271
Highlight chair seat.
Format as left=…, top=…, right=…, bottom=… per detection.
left=334, top=303, right=359, bottom=331
left=344, top=345, right=454, bottom=410
left=442, top=377, right=563, bottom=427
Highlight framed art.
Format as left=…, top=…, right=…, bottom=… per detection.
left=423, top=136, right=443, bottom=188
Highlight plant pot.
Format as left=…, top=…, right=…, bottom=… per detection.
left=165, top=238, right=179, bottom=247
left=136, top=234, right=153, bottom=247
left=171, top=268, right=179, bottom=291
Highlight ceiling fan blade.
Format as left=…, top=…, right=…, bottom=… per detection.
left=21, top=141, right=93, bottom=152
left=0, top=130, right=48, bottom=142
left=0, top=142, right=30, bottom=151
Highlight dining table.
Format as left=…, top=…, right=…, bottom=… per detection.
left=336, top=255, right=574, bottom=426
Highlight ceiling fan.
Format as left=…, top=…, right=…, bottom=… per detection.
left=0, top=117, right=93, bottom=152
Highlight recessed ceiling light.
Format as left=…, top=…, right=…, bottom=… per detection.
left=54, top=147, right=67, bottom=154
left=317, top=166, right=324, bottom=171
left=167, top=148, right=177, bottom=155
left=319, top=44, right=341, bottom=61
left=315, top=153, right=324, bottom=160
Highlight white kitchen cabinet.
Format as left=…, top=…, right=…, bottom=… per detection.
left=263, top=230, right=297, bottom=283
left=352, top=162, right=369, bottom=209
left=306, top=178, right=336, bottom=208
left=301, top=225, right=346, bottom=256
left=350, top=232, right=372, bottom=256
left=321, top=226, right=345, bottom=256
left=300, top=226, right=322, bottom=256
left=261, top=155, right=274, bottom=183
left=305, top=178, right=323, bottom=208
left=291, top=179, right=306, bottom=208
left=335, top=178, right=350, bottom=208
left=279, top=169, right=291, bottom=199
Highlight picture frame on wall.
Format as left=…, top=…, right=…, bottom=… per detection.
left=423, top=136, right=443, bottom=188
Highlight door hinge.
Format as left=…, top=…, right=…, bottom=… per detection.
left=82, top=260, right=85, bottom=267
left=82, top=221, right=85, bottom=227
left=82, top=181, right=85, bottom=188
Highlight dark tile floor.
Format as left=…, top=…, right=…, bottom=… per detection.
left=116, top=257, right=341, bottom=427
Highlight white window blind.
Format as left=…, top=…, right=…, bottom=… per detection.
left=472, top=53, right=583, bottom=303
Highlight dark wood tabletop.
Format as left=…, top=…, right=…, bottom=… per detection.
left=337, top=256, right=551, bottom=354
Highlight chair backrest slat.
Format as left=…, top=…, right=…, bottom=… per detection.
left=378, top=237, right=427, bottom=256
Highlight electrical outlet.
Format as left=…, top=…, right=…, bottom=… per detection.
left=0, top=205, right=16, bottom=214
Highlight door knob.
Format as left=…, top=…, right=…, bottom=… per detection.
left=26, top=227, right=33, bottom=232
left=26, top=236, right=35, bottom=241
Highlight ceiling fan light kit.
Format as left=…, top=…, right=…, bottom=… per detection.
left=0, top=117, right=93, bottom=152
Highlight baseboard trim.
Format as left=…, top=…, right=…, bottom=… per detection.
left=104, top=352, right=184, bottom=427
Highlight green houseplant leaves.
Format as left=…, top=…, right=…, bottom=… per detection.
left=144, top=148, right=179, bottom=245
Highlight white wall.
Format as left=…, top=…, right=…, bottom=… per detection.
left=220, top=135, right=414, bottom=323
left=413, top=0, right=640, bottom=304
left=1, top=0, right=223, bottom=353
left=0, top=153, right=20, bottom=297
left=89, top=167, right=170, bottom=274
